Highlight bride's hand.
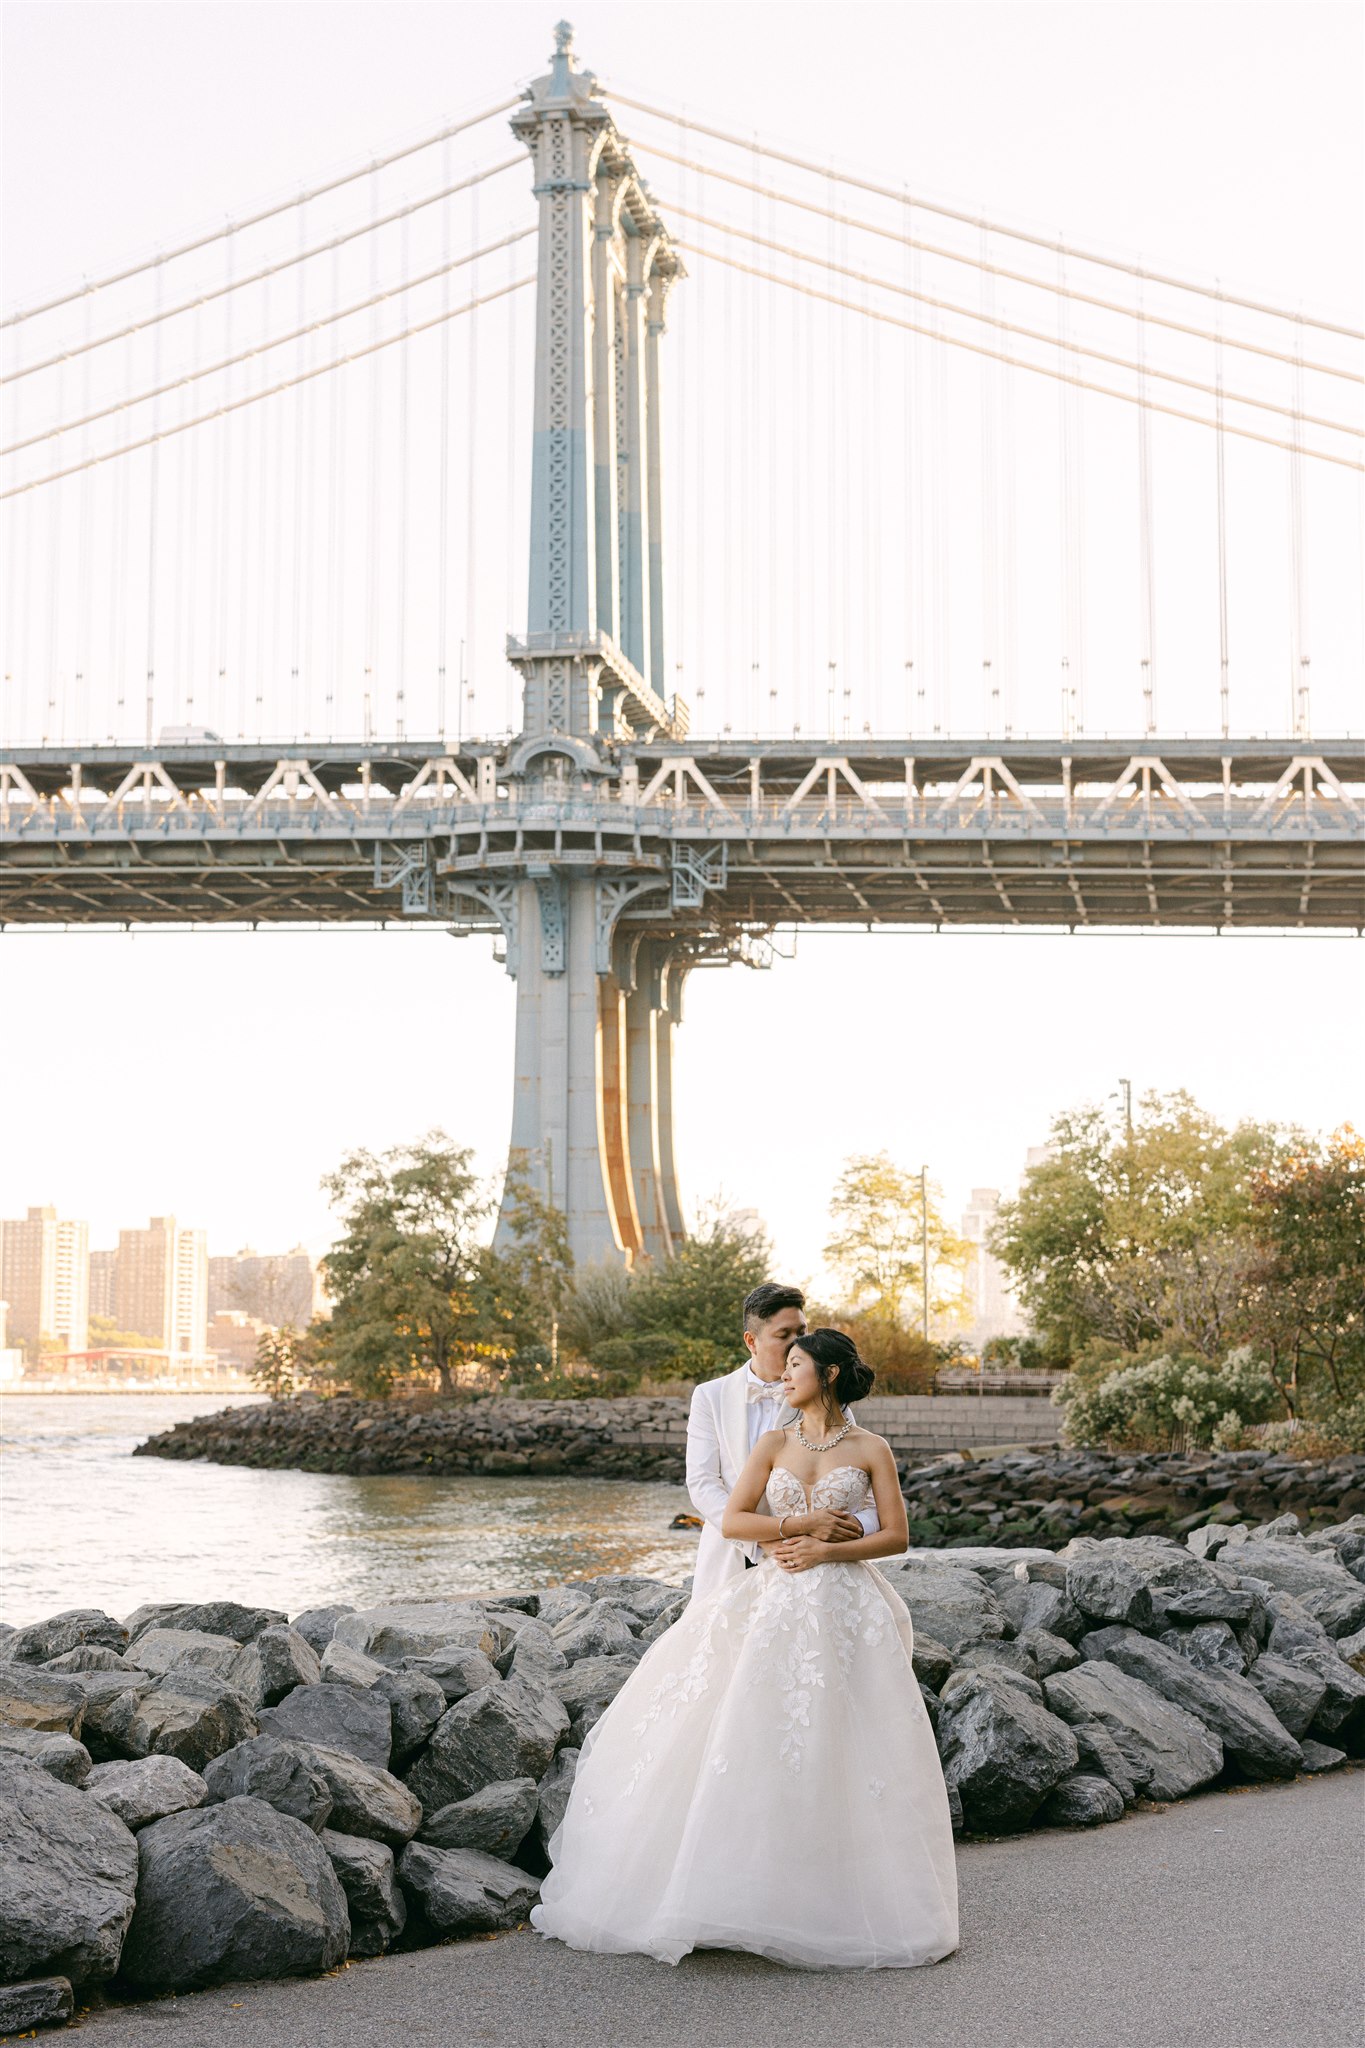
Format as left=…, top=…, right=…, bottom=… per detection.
left=773, top=1535, right=829, bottom=1573
left=804, top=1508, right=863, bottom=1543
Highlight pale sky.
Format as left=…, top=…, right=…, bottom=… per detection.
left=1, top=3, right=1361, bottom=1287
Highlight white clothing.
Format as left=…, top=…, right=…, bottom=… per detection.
left=685, top=1362, right=880, bottom=1601
left=532, top=1462, right=959, bottom=1970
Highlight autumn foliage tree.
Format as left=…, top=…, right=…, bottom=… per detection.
left=1233, top=1125, right=1365, bottom=1415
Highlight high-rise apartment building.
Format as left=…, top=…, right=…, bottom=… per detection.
left=959, top=1188, right=1024, bottom=1348
left=0, top=1206, right=89, bottom=1352
left=89, top=1248, right=119, bottom=1321
left=207, top=1246, right=316, bottom=1328
left=116, top=1217, right=208, bottom=1357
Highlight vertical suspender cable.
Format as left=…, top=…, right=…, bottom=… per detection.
left=749, top=131, right=760, bottom=733
left=395, top=209, right=410, bottom=740
left=767, top=181, right=779, bottom=734
left=291, top=195, right=307, bottom=736
left=979, top=223, right=998, bottom=736
left=903, top=191, right=917, bottom=738
left=179, top=307, right=198, bottom=722
left=213, top=229, right=234, bottom=734
left=76, top=298, right=94, bottom=739
left=462, top=179, right=480, bottom=741
left=1215, top=294, right=1230, bottom=739
left=1289, top=315, right=1309, bottom=736
left=365, top=164, right=382, bottom=743
left=43, top=364, right=63, bottom=742
left=1136, top=271, right=1156, bottom=736
left=144, top=263, right=163, bottom=744
left=866, top=267, right=879, bottom=731
left=436, top=139, right=452, bottom=741
left=254, top=267, right=271, bottom=733
left=325, top=239, right=343, bottom=734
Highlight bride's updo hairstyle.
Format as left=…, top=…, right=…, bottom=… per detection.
left=789, top=1328, right=875, bottom=1412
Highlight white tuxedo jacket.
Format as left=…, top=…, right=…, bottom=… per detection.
left=685, top=1364, right=880, bottom=1601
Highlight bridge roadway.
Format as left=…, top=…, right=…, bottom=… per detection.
left=2, top=734, right=1362, bottom=931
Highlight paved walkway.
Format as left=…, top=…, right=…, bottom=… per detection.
left=63, top=1771, right=1362, bottom=2048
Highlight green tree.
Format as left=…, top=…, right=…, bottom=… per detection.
left=1233, top=1125, right=1365, bottom=1413
left=991, top=1091, right=1287, bottom=1362
left=87, top=1314, right=162, bottom=1352
left=307, top=1132, right=507, bottom=1396
left=823, top=1152, right=967, bottom=1332
left=252, top=1326, right=299, bottom=1400
left=626, top=1206, right=773, bottom=1374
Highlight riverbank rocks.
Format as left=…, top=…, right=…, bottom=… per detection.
left=936, top=1670, right=1078, bottom=1832
left=1081, top=1628, right=1303, bottom=1779
left=254, top=1625, right=323, bottom=1705
left=333, top=1603, right=499, bottom=1667
left=405, top=1680, right=568, bottom=1812
left=99, top=1670, right=257, bottom=1774
left=0, top=1665, right=87, bottom=1735
left=396, top=1843, right=539, bottom=1935
left=1042, top=1662, right=1223, bottom=1799
left=880, top=1562, right=1010, bottom=1652
left=7, top=1610, right=129, bottom=1666
left=0, top=1729, right=91, bottom=1784
left=120, top=1796, right=349, bottom=1990
left=550, top=1656, right=636, bottom=1746
left=1038, top=1773, right=1126, bottom=1827
left=290, top=1741, right=421, bottom=1847
left=419, top=1777, right=539, bottom=1858
left=202, top=1736, right=333, bottom=1831
left=0, top=1761, right=139, bottom=1984
left=321, top=1830, right=406, bottom=1956
left=86, top=1757, right=207, bottom=1830
left=258, top=1679, right=391, bottom=1769
left=403, top=1644, right=502, bottom=1704
left=533, top=1748, right=578, bottom=1859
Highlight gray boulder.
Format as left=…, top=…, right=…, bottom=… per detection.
left=1065, top=1555, right=1154, bottom=1629
left=879, top=1562, right=1012, bottom=1652
left=289, top=1741, right=421, bottom=1848
left=1262, top=1588, right=1336, bottom=1659
left=201, top=1736, right=333, bottom=1832
left=401, top=1645, right=501, bottom=1704
left=120, top=1795, right=349, bottom=1990
left=321, top=1829, right=406, bottom=1956
left=0, top=1728, right=91, bottom=1784
left=551, top=1604, right=639, bottom=1664
left=86, top=1755, right=207, bottom=1829
left=910, top=1633, right=954, bottom=1691
left=98, top=1670, right=257, bottom=1773
left=498, top=1620, right=569, bottom=1682
left=289, top=1604, right=356, bottom=1657
left=1160, top=1621, right=1246, bottom=1675
left=533, top=1747, right=579, bottom=1858
left=993, top=1577, right=1086, bottom=1645
left=1299, top=1738, right=1347, bottom=1771
left=397, top=1843, right=539, bottom=1934
left=1247, top=1654, right=1328, bottom=1740
left=956, top=1640, right=1038, bottom=1678
left=6, top=1609, right=129, bottom=1665
left=1230, top=1542, right=1365, bottom=1638
left=124, top=1628, right=262, bottom=1703
left=1336, top=1624, right=1365, bottom=1675
left=0, top=1663, right=87, bottom=1734
left=940, top=1665, right=1044, bottom=1710
left=1069, top=1720, right=1137, bottom=1805
left=1017, top=1629, right=1081, bottom=1679
left=254, top=1625, right=323, bottom=1705
left=44, top=1645, right=131, bottom=1674
left=0, top=1977, right=75, bottom=2031
left=121, top=1601, right=195, bottom=1644
left=406, top=1679, right=568, bottom=1813
left=0, top=1759, right=139, bottom=1983
left=535, top=1586, right=593, bottom=1632
left=1038, top=1773, right=1125, bottom=1827
left=638, top=1595, right=690, bottom=1647
left=152, top=1601, right=286, bottom=1645
left=64, top=1672, right=151, bottom=1761
left=257, top=1680, right=391, bottom=1769
left=1083, top=1629, right=1302, bottom=1780
left=333, top=1602, right=499, bottom=1666
left=420, top=1777, right=539, bottom=1858
left=585, top=1577, right=679, bottom=1623
left=935, top=1671, right=1078, bottom=1832
left=550, top=1655, right=637, bottom=1745
left=1293, top=1646, right=1365, bottom=1742
left=1042, top=1663, right=1223, bottom=1799
left=374, top=1668, right=446, bottom=1767
left=320, top=1639, right=387, bottom=1688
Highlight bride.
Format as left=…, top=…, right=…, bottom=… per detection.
left=532, top=1328, right=959, bottom=1970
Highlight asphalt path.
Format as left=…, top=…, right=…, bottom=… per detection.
left=56, top=1770, right=1363, bottom=2048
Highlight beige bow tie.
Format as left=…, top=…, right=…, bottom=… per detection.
left=747, top=1381, right=787, bottom=1404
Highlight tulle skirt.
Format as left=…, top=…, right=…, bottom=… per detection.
left=531, top=1558, right=959, bottom=1970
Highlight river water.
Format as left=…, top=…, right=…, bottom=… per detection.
left=0, top=1395, right=700, bottom=1627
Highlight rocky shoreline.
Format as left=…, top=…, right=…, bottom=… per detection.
left=135, top=1398, right=1365, bottom=1550
left=2, top=1515, right=1364, bottom=2028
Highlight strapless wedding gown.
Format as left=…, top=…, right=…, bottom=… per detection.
left=532, top=1464, right=958, bottom=1970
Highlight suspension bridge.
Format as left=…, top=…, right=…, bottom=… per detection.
left=2, top=22, right=1362, bottom=1262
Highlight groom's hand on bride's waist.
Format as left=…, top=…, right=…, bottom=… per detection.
left=757, top=1508, right=862, bottom=1556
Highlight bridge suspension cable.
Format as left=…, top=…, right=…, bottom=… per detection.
left=664, top=203, right=1362, bottom=440
left=1, top=227, right=537, bottom=457
left=0, top=274, right=533, bottom=500
left=635, top=138, right=1363, bottom=383
left=677, top=240, right=1365, bottom=471
left=1, top=156, right=524, bottom=384
left=0, top=98, right=521, bottom=330
left=613, top=90, right=1364, bottom=342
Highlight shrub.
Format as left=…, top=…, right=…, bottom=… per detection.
left=1056, top=1346, right=1280, bottom=1450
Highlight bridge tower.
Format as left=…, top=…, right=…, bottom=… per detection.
left=496, top=23, right=695, bottom=1266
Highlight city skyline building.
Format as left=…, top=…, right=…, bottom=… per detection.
left=115, top=1216, right=208, bottom=1358
left=958, top=1187, right=1025, bottom=1350
left=0, top=1205, right=90, bottom=1352
left=207, top=1245, right=316, bottom=1328
left=88, top=1248, right=118, bottom=1321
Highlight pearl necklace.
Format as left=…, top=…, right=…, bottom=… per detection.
left=795, top=1415, right=854, bottom=1453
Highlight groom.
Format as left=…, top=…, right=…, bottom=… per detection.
left=685, top=1282, right=880, bottom=1598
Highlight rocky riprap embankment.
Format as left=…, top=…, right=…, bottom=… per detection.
left=2, top=1514, right=1364, bottom=2027
left=900, top=1446, right=1365, bottom=1548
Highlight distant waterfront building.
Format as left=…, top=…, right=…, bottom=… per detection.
left=207, top=1245, right=316, bottom=1328
left=116, top=1217, right=208, bottom=1358
left=959, top=1188, right=1024, bottom=1350
left=0, top=1297, right=22, bottom=1382
left=89, top=1248, right=119, bottom=1320
left=206, top=1309, right=267, bottom=1374
left=0, top=1205, right=90, bottom=1352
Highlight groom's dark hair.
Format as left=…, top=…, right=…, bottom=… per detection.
left=742, top=1283, right=805, bottom=1334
